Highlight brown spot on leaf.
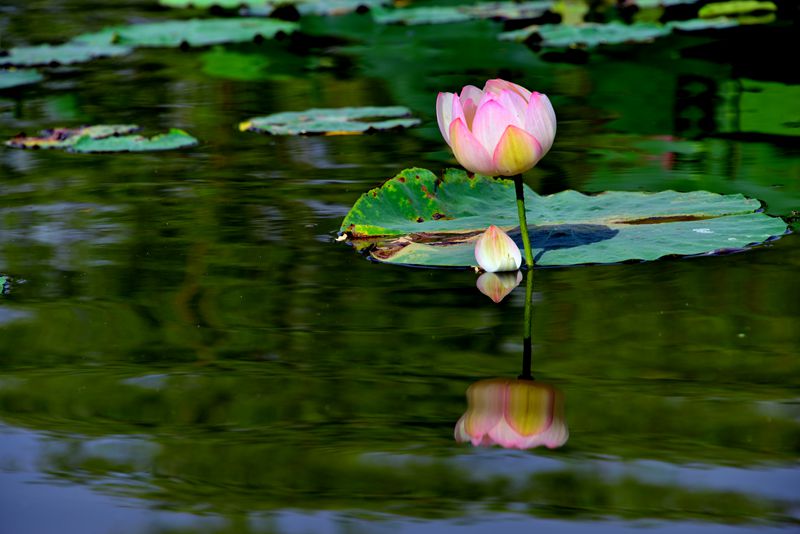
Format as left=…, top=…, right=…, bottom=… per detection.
left=398, top=176, right=406, bottom=183
left=416, top=217, right=424, bottom=223
left=432, top=212, right=447, bottom=220
left=420, top=185, right=435, bottom=200
left=614, top=214, right=713, bottom=225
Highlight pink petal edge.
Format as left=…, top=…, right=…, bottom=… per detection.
left=436, top=92, right=455, bottom=145
left=449, top=118, right=496, bottom=175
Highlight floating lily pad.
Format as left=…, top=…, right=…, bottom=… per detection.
left=338, top=168, right=788, bottom=268
left=255, top=0, right=390, bottom=16
left=240, top=106, right=420, bottom=136
left=0, top=43, right=132, bottom=67
left=373, top=1, right=553, bottom=25
left=161, top=0, right=387, bottom=15
left=500, top=22, right=672, bottom=46
left=0, top=275, right=10, bottom=295
left=73, top=18, right=297, bottom=48
left=667, top=18, right=741, bottom=31
left=71, top=129, right=199, bottom=153
left=296, top=0, right=389, bottom=16
left=6, top=125, right=139, bottom=150
left=633, top=0, right=704, bottom=6
left=6, top=125, right=198, bottom=153
left=159, top=0, right=269, bottom=7
left=0, top=69, right=44, bottom=89
left=699, top=1, right=777, bottom=18
left=372, top=6, right=472, bottom=25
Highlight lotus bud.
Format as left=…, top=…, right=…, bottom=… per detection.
left=436, top=78, right=556, bottom=176
left=476, top=271, right=522, bottom=303
left=454, top=378, right=568, bottom=450
left=475, top=225, right=521, bottom=272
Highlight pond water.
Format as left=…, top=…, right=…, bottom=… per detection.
left=1, top=2, right=799, bottom=533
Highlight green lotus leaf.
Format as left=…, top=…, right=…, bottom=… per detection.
left=160, top=0, right=388, bottom=15
left=70, top=129, right=199, bottom=153
left=0, top=69, right=44, bottom=89
left=73, top=18, right=297, bottom=48
left=295, top=0, right=389, bottom=16
left=6, top=125, right=140, bottom=150
left=373, top=1, right=552, bottom=25
left=338, top=168, right=788, bottom=268
left=500, top=22, right=672, bottom=46
left=667, top=18, right=741, bottom=31
left=372, top=6, right=473, bottom=25
left=699, top=1, right=777, bottom=18
left=581, top=133, right=800, bottom=219
left=159, top=0, right=269, bottom=7
left=6, top=125, right=197, bottom=153
left=0, top=43, right=132, bottom=67
left=632, top=0, right=704, bottom=6
left=240, top=106, right=420, bottom=136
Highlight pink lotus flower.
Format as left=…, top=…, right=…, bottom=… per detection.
left=455, top=378, right=568, bottom=450
left=475, top=225, right=521, bottom=272
left=436, top=79, right=556, bottom=176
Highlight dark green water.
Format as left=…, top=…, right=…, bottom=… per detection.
left=1, top=2, right=799, bottom=533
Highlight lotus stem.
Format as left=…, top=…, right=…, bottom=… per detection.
left=519, top=268, right=534, bottom=381
left=513, top=174, right=534, bottom=269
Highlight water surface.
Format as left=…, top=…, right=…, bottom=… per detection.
left=1, top=2, right=798, bottom=533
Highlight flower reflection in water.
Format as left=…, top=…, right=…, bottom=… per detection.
left=476, top=271, right=522, bottom=303
left=455, top=378, right=568, bottom=450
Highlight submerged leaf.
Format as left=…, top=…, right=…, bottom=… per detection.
left=73, top=18, right=297, bottom=48
left=200, top=47, right=273, bottom=81
left=240, top=106, right=419, bottom=136
left=0, top=69, right=44, bottom=89
left=6, top=125, right=198, bottom=153
left=717, top=79, right=800, bottom=138
left=0, top=43, right=132, bottom=67
left=338, top=168, right=788, bottom=268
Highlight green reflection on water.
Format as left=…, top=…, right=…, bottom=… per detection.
left=0, top=1, right=798, bottom=532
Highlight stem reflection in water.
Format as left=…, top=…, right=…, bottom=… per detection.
left=456, top=269, right=568, bottom=450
